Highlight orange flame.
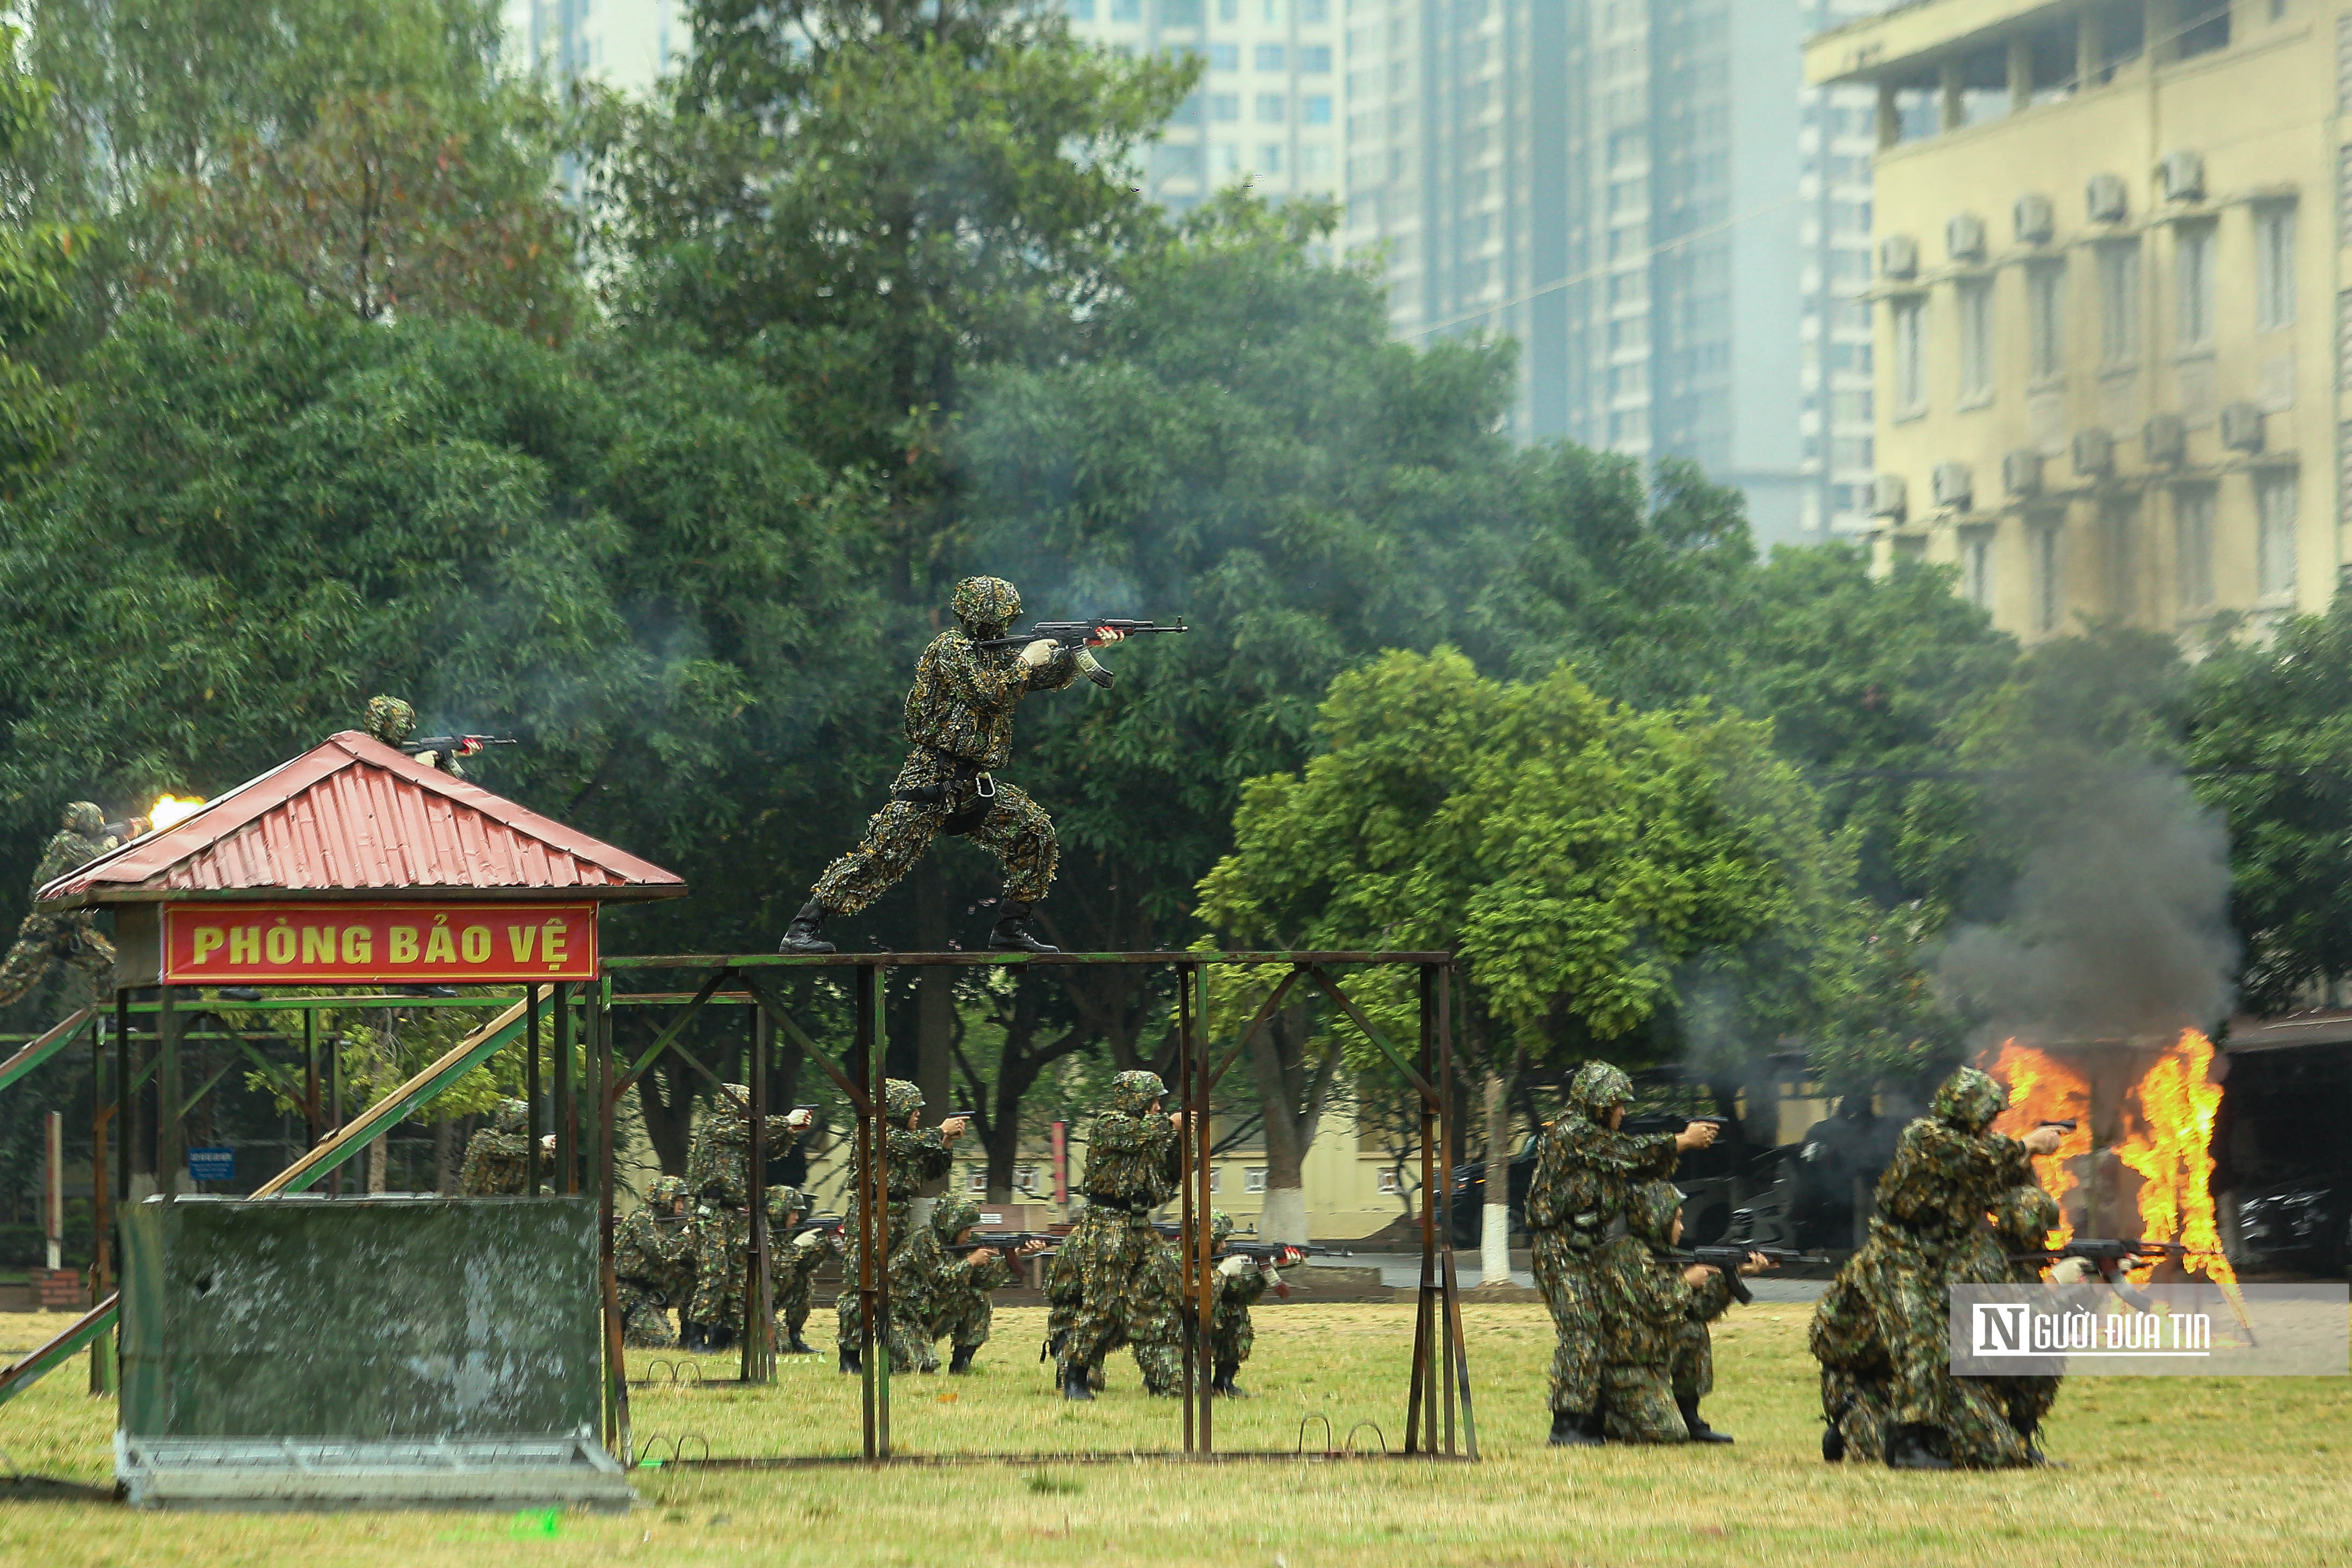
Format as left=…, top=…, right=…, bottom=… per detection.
left=2113, top=1030, right=2237, bottom=1289
left=1985, top=1040, right=2091, bottom=1249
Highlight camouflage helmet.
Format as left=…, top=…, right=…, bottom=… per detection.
left=1626, top=1181, right=1686, bottom=1248
left=932, top=1193, right=981, bottom=1240
left=717, top=1081, right=754, bottom=1116
left=1567, top=1061, right=1636, bottom=1120
left=491, top=1097, right=529, bottom=1134
left=363, top=695, right=417, bottom=745
left=884, top=1078, right=925, bottom=1120
left=648, top=1174, right=689, bottom=1208
left=1992, top=1184, right=2059, bottom=1252
left=1210, top=1208, right=1235, bottom=1244
left=765, top=1184, right=807, bottom=1218
left=61, top=801, right=105, bottom=836
left=1108, top=1070, right=1166, bottom=1116
left=1932, top=1066, right=2009, bottom=1135
left=950, top=576, right=1022, bottom=637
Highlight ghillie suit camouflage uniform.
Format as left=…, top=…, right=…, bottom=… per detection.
left=921, top=1194, right=1019, bottom=1374
left=767, top=1186, right=827, bottom=1354
left=1812, top=1067, right=2037, bottom=1470
left=1524, top=1061, right=1680, bottom=1444
left=459, top=1098, right=535, bottom=1195
left=684, top=1084, right=808, bottom=1346
left=1594, top=1182, right=1738, bottom=1443
left=834, top=1079, right=955, bottom=1374
left=1207, top=1209, right=1279, bottom=1396
left=1051, top=1070, right=1185, bottom=1399
left=1957, top=1183, right=2067, bottom=1461
left=783, top=577, right=1079, bottom=955
left=614, top=1175, right=696, bottom=1348
left=0, top=802, right=129, bottom=1009
left=362, top=694, right=464, bottom=777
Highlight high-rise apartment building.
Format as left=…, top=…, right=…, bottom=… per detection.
left=1807, top=0, right=2338, bottom=645
left=1062, top=0, right=1347, bottom=209
left=505, top=0, right=684, bottom=97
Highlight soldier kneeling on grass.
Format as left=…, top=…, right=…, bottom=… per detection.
left=1595, top=1181, right=1774, bottom=1443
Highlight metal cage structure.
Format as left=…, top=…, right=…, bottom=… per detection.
left=593, top=950, right=1477, bottom=1467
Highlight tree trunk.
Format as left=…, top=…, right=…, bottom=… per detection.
left=916, top=861, right=954, bottom=1196
left=1245, top=1004, right=1338, bottom=1245
left=631, top=1043, right=696, bottom=1177
left=1480, top=1059, right=1512, bottom=1286
left=366, top=1134, right=388, bottom=1193
left=433, top=1117, right=456, bottom=1194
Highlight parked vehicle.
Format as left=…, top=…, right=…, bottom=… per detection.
left=2231, top=1177, right=2351, bottom=1276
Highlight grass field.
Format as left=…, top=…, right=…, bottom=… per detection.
left=1, top=1300, right=2347, bottom=1567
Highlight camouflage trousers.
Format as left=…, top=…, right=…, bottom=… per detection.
left=1530, top=1232, right=1606, bottom=1415
left=811, top=752, right=1058, bottom=916
left=1599, top=1322, right=1712, bottom=1443
left=618, top=1280, right=677, bottom=1349
left=1820, top=1366, right=2030, bottom=1468
left=1813, top=1245, right=2031, bottom=1468
left=688, top=1208, right=751, bottom=1333
left=1210, top=1308, right=1253, bottom=1369
left=1055, top=1210, right=1184, bottom=1395
left=775, top=1245, right=823, bottom=1345
left=0, top=912, right=114, bottom=1008
left=927, top=1281, right=996, bottom=1353
left=836, top=1215, right=943, bottom=1374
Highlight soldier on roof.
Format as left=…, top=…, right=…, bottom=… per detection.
left=0, top=801, right=144, bottom=1010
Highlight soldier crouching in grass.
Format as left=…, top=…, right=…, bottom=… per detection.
left=1595, top=1181, right=1774, bottom=1443
left=615, top=1175, right=695, bottom=1348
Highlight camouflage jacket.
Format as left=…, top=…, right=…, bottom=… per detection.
left=1523, top=1113, right=1679, bottom=1246
left=1211, top=1264, right=1272, bottom=1336
left=615, top=1207, right=696, bottom=1301
left=30, top=827, right=115, bottom=900
left=1872, top=1120, right=2034, bottom=1252
left=775, top=1233, right=830, bottom=1291
left=684, top=1109, right=805, bottom=1210
left=1079, top=1111, right=1181, bottom=1214
left=901, top=628, right=1077, bottom=769
left=1595, top=1234, right=1735, bottom=1368
left=842, top=1126, right=954, bottom=1212
left=459, top=1130, right=533, bottom=1196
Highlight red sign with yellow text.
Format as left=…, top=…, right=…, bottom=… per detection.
left=161, top=902, right=598, bottom=984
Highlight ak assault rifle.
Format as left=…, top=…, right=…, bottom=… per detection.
left=1149, top=1223, right=1349, bottom=1261
left=401, top=734, right=517, bottom=759
left=2006, top=1238, right=2213, bottom=1276
left=971, top=619, right=1189, bottom=689
left=943, top=1230, right=1059, bottom=1257
left=1663, top=1245, right=1832, bottom=1305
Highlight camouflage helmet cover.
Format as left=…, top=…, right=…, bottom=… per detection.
left=1627, top=1181, right=1687, bottom=1248
left=932, top=1193, right=981, bottom=1240
left=950, top=576, right=1022, bottom=637
left=766, top=1184, right=807, bottom=1216
left=363, top=695, right=417, bottom=745
left=884, top=1078, right=925, bottom=1120
left=648, top=1174, right=689, bottom=1207
left=1992, top=1184, right=2059, bottom=1251
left=1108, top=1070, right=1166, bottom=1116
left=1568, top=1061, right=1636, bottom=1120
left=1932, top=1066, right=2009, bottom=1135
left=61, top=801, right=105, bottom=836
left=1210, top=1208, right=1235, bottom=1243
left=718, top=1081, right=754, bottom=1116
left=491, top=1097, right=530, bottom=1134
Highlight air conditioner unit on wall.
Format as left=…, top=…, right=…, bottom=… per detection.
left=1871, top=474, right=1908, bottom=521
left=2003, top=449, right=2044, bottom=497
left=2160, top=150, right=2205, bottom=202
left=2086, top=173, right=2129, bottom=223
left=1932, top=462, right=1974, bottom=511
left=1879, top=234, right=1919, bottom=280
left=2144, top=412, right=2186, bottom=467
left=2015, top=193, right=2056, bottom=245
left=1947, top=213, right=1987, bottom=263
left=2220, top=402, right=2264, bottom=452
left=2072, top=428, right=2115, bottom=477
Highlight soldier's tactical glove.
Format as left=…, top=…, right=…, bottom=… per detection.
left=1018, top=639, right=1058, bottom=669
left=794, top=1231, right=824, bottom=1251
left=2049, top=1257, right=2096, bottom=1284
left=1217, top=1255, right=1252, bottom=1279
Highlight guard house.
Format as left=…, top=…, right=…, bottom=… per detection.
left=24, top=728, right=683, bottom=1510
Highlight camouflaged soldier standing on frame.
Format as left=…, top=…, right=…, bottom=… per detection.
left=0, top=802, right=143, bottom=1009
left=614, top=1175, right=697, bottom=1348
left=834, top=1079, right=966, bottom=1375
left=682, top=1084, right=814, bottom=1351
left=1051, top=1070, right=1186, bottom=1401
left=1522, top=1061, right=1719, bottom=1447
left=779, top=576, right=1123, bottom=957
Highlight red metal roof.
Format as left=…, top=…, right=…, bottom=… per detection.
left=38, top=731, right=686, bottom=905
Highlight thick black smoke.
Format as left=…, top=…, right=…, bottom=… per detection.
left=1934, top=764, right=2237, bottom=1043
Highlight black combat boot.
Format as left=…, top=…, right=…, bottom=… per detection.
left=839, top=1342, right=862, bottom=1376
left=780, top=901, right=836, bottom=955
left=1886, top=1423, right=1952, bottom=1470
left=1061, top=1362, right=1095, bottom=1401
left=949, top=1344, right=978, bottom=1375
left=1822, top=1422, right=1847, bottom=1463
left=1548, top=1409, right=1605, bottom=1447
left=1211, top=1359, right=1245, bottom=1397
left=986, top=899, right=1058, bottom=954
left=2015, top=1420, right=2061, bottom=1468
left=787, top=1333, right=814, bottom=1355
left=1678, top=1396, right=1733, bottom=1444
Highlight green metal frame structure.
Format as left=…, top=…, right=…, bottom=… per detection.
left=595, top=950, right=1477, bottom=1467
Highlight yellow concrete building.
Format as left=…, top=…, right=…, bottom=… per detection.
left=1806, top=1, right=2340, bottom=643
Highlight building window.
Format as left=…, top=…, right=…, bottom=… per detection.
left=2256, top=469, right=2299, bottom=601
left=1208, top=42, right=1238, bottom=70
left=2255, top=205, right=2297, bottom=331
left=1254, top=43, right=1285, bottom=70
left=2175, top=485, right=2217, bottom=612
left=1112, top=0, right=1141, bottom=18
left=1956, top=278, right=1993, bottom=404
left=2026, top=262, right=2066, bottom=382
left=1377, top=1168, right=1402, bottom=1195
left=1298, top=44, right=1331, bottom=72
left=2176, top=222, right=2217, bottom=350
left=1255, top=93, right=1286, bottom=122
left=1244, top=1168, right=1268, bottom=1194
left=1068, top=0, right=1095, bottom=17
left=2099, top=241, right=2142, bottom=367
left=1207, top=92, right=1239, bottom=120
left=1303, top=95, right=1332, bottom=125
left=2029, top=516, right=2064, bottom=635
left=1300, top=0, right=1326, bottom=19
left=1209, top=1166, right=1222, bottom=1193
left=2101, top=500, right=2137, bottom=618
left=966, top=1168, right=988, bottom=1193
left=1259, top=143, right=1283, bottom=172
left=1961, top=526, right=1994, bottom=608
left=1892, top=296, right=1926, bottom=417
left=1163, top=0, right=1202, bottom=23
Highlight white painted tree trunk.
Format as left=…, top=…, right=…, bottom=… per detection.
left=1480, top=1062, right=1513, bottom=1285
left=1482, top=1201, right=1512, bottom=1286
left=1260, top=1185, right=1310, bottom=1245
